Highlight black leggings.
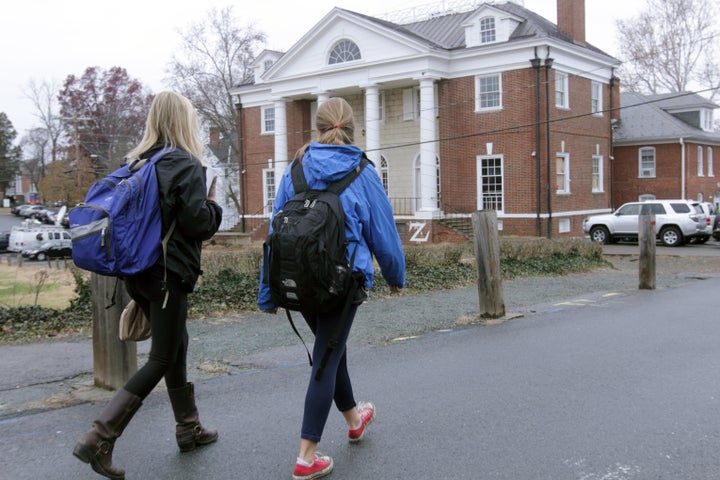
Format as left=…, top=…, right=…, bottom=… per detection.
left=300, top=305, right=358, bottom=442
left=123, top=272, right=189, bottom=399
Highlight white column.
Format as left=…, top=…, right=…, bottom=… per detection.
left=364, top=85, right=381, bottom=163
left=316, top=92, right=329, bottom=106
left=418, top=77, right=438, bottom=214
left=273, top=98, right=288, bottom=172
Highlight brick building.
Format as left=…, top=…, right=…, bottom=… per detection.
left=231, top=0, right=620, bottom=243
left=612, top=92, right=720, bottom=209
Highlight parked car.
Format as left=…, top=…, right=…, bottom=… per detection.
left=22, top=240, right=72, bottom=261
left=582, top=199, right=709, bottom=247
left=694, top=202, right=717, bottom=242
left=19, top=205, right=46, bottom=218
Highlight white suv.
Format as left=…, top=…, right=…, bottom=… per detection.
left=582, top=200, right=709, bottom=247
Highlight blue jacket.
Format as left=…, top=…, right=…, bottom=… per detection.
left=258, top=142, right=405, bottom=311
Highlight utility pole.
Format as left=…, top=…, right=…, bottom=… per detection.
left=73, top=117, right=81, bottom=202
left=62, top=115, right=91, bottom=203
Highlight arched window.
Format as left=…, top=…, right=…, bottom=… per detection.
left=380, top=155, right=389, bottom=194
left=328, top=40, right=361, bottom=64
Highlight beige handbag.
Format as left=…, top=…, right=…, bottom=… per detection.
left=119, top=300, right=151, bottom=341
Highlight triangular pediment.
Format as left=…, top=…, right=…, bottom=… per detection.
left=260, top=8, right=438, bottom=83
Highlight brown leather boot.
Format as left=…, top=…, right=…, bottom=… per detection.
left=72, top=389, right=142, bottom=480
left=167, top=382, right=218, bottom=452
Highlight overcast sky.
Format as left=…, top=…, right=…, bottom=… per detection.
left=1, top=0, right=643, bottom=144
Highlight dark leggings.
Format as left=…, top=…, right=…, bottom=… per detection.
left=123, top=272, right=189, bottom=399
left=300, top=305, right=358, bottom=442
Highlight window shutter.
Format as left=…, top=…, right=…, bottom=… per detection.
left=403, top=88, right=414, bottom=120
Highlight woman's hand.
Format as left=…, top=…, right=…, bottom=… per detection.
left=207, top=176, right=218, bottom=202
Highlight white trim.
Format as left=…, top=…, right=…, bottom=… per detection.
left=475, top=73, right=503, bottom=112
left=591, top=154, right=604, bottom=193
left=260, top=105, right=275, bottom=134
left=555, top=152, right=570, bottom=194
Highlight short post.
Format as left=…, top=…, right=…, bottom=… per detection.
left=638, top=212, right=656, bottom=290
left=472, top=210, right=505, bottom=318
left=91, top=274, right=137, bottom=389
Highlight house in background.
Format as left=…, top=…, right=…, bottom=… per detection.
left=205, top=128, right=242, bottom=232
left=232, top=0, right=620, bottom=243
left=612, top=92, right=720, bottom=209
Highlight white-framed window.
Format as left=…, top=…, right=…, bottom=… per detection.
left=558, top=218, right=571, bottom=233
left=480, top=16, right=496, bottom=43
left=592, top=155, right=603, bottom=192
left=262, top=168, right=276, bottom=215
left=708, top=147, right=714, bottom=177
left=380, top=155, right=389, bottom=194
left=475, top=74, right=502, bottom=111
left=591, top=81, right=602, bottom=115
left=703, top=109, right=714, bottom=131
left=555, top=71, right=569, bottom=109
left=477, top=155, right=504, bottom=212
left=403, top=87, right=420, bottom=121
left=698, top=146, right=704, bottom=176
left=261, top=106, right=275, bottom=134
left=639, top=193, right=656, bottom=202
left=639, top=147, right=656, bottom=178
left=328, top=39, right=361, bottom=64
left=556, top=153, right=570, bottom=193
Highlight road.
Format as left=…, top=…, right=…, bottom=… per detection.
left=2, top=272, right=720, bottom=478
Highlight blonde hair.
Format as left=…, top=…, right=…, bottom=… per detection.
left=127, top=91, right=205, bottom=163
left=295, top=97, right=355, bottom=159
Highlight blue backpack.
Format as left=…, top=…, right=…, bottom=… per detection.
left=69, top=146, right=177, bottom=277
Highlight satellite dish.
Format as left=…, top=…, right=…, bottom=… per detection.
left=55, top=205, right=67, bottom=226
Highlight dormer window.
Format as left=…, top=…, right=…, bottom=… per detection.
left=480, top=16, right=496, bottom=43
left=328, top=40, right=361, bottom=65
left=703, top=109, right=714, bottom=131
left=263, top=60, right=273, bottom=73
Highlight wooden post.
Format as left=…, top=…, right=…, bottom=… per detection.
left=472, top=211, right=505, bottom=318
left=91, top=274, right=137, bottom=390
left=638, top=212, right=656, bottom=290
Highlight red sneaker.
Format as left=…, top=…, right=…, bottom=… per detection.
left=292, top=453, right=333, bottom=480
left=348, top=401, right=375, bottom=443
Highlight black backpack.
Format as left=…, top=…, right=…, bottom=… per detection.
left=263, top=155, right=369, bottom=379
left=263, top=155, right=369, bottom=314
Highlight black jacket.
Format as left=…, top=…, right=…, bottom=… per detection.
left=141, top=144, right=222, bottom=292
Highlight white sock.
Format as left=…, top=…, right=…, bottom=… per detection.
left=297, top=457, right=314, bottom=467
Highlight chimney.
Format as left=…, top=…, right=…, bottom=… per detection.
left=556, top=0, right=585, bottom=44
left=209, top=127, right=220, bottom=147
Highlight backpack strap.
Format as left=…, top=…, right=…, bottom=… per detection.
left=313, top=244, right=361, bottom=381
left=290, top=158, right=309, bottom=194
left=128, top=145, right=177, bottom=173
left=290, top=153, right=370, bottom=195
left=326, top=154, right=370, bottom=195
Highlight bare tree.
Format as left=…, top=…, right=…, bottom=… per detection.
left=167, top=6, right=266, bottom=215
left=19, top=128, right=50, bottom=191
left=167, top=6, right=265, bottom=145
left=24, top=79, right=64, bottom=164
left=616, top=0, right=720, bottom=100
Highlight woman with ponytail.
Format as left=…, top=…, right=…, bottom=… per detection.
left=259, top=97, right=405, bottom=479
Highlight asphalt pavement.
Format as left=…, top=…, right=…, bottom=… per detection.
left=2, top=251, right=720, bottom=479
